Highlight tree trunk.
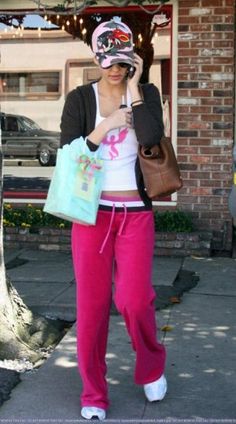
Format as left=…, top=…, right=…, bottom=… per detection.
left=0, top=133, right=68, bottom=368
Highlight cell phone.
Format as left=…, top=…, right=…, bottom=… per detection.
left=127, top=66, right=135, bottom=79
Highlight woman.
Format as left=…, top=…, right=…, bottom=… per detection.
left=60, top=18, right=167, bottom=421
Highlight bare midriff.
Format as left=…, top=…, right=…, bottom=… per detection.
left=102, top=189, right=140, bottom=198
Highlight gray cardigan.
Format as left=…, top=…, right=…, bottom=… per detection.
left=60, top=82, right=164, bottom=207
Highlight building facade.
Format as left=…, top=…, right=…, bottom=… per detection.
left=176, top=0, right=235, bottom=251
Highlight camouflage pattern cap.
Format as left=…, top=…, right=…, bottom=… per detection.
left=92, top=17, right=134, bottom=69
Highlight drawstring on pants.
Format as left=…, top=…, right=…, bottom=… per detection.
left=99, top=204, right=115, bottom=254
left=99, top=204, right=127, bottom=254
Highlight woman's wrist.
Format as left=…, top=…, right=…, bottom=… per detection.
left=88, top=120, right=110, bottom=145
left=129, top=86, right=142, bottom=104
left=131, top=100, right=144, bottom=107
left=86, top=139, right=99, bottom=151
left=103, top=116, right=113, bottom=133
left=128, top=82, right=140, bottom=94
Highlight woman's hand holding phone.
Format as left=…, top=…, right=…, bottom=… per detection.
left=127, top=53, right=143, bottom=87
left=127, top=53, right=143, bottom=108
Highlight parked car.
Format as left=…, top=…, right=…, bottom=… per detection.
left=0, top=112, right=60, bottom=166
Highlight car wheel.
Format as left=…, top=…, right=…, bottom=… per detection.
left=38, top=148, right=55, bottom=166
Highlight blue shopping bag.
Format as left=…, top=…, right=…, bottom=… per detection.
left=43, top=137, right=103, bottom=225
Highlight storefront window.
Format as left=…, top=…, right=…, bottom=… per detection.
left=0, top=72, right=60, bottom=97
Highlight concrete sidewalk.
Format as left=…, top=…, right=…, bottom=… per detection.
left=0, top=249, right=236, bottom=422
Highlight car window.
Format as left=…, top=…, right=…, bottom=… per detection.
left=6, top=117, right=19, bottom=132
left=21, top=116, right=40, bottom=131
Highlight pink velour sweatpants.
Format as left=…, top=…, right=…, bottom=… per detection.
left=72, top=207, right=166, bottom=410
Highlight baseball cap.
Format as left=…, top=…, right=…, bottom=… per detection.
left=91, top=17, right=134, bottom=69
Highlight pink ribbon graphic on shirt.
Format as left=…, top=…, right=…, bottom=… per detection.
left=101, top=128, right=128, bottom=160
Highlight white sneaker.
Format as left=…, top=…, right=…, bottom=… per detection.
left=144, top=374, right=167, bottom=402
left=81, top=406, right=106, bottom=420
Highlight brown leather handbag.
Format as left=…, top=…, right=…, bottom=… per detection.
left=138, top=136, right=183, bottom=200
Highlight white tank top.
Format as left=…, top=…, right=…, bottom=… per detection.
left=92, top=82, right=138, bottom=191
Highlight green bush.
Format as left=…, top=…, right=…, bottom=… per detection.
left=3, top=204, right=194, bottom=233
left=154, top=209, right=194, bottom=233
left=3, top=203, right=71, bottom=230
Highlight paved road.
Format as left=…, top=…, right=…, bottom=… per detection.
left=1, top=252, right=236, bottom=421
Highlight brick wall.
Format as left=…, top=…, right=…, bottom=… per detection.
left=177, top=0, right=235, bottom=251
left=3, top=227, right=213, bottom=256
